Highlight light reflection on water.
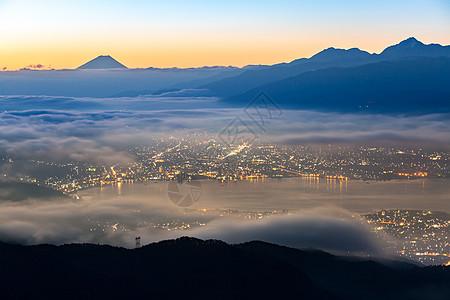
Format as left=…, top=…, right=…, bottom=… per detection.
left=80, top=177, right=450, bottom=214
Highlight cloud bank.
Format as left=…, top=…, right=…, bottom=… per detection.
left=0, top=181, right=384, bottom=256
left=0, top=95, right=449, bottom=165
left=190, top=209, right=384, bottom=255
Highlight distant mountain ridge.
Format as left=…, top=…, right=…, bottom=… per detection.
left=381, top=37, right=450, bottom=58
left=1, top=37, right=449, bottom=98
left=202, top=37, right=450, bottom=98
left=309, top=47, right=374, bottom=63
left=225, top=56, right=450, bottom=113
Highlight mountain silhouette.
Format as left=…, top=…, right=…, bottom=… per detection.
left=0, top=237, right=449, bottom=299
left=202, top=37, right=450, bottom=98
left=224, top=57, right=450, bottom=113
left=77, top=55, right=127, bottom=69
left=1, top=37, right=449, bottom=99
left=201, top=52, right=376, bottom=98
left=381, top=37, right=450, bottom=58
left=308, top=47, right=374, bottom=63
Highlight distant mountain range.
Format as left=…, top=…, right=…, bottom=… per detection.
left=199, top=37, right=450, bottom=113
left=203, top=37, right=450, bottom=99
left=381, top=37, right=450, bottom=58
left=0, top=237, right=448, bottom=299
left=111, top=37, right=450, bottom=113
left=1, top=37, right=449, bottom=109
left=225, top=57, right=450, bottom=113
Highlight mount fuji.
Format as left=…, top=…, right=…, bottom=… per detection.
left=77, top=55, right=127, bottom=69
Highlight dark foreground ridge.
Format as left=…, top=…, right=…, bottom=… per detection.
left=0, top=237, right=449, bottom=299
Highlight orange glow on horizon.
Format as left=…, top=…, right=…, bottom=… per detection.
left=0, top=41, right=320, bottom=71
left=1, top=34, right=450, bottom=71
left=1, top=0, right=449, bottom=71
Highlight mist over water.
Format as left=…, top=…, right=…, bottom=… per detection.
left=0, top=93, right=449, bottom=257
left=0, top=64, right=449, bottom=259
left=2, top=3, right=450, bottom=297
left=73, top=178, right=450, bottom=249
left=197, top=178, right=450, bottom=212
left=80, top=178, right=450, bottom=213
left=1, top=175, right=448, bottom=251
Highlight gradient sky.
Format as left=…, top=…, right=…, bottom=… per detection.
left=1, top=0, right=449, bottom=70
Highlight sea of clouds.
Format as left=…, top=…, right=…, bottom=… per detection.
left=0, top=94, right=449, bottom=257
left=1, top=94, right=449, bottom=164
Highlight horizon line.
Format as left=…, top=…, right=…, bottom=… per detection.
left=1, top=36, right=449, bottom=72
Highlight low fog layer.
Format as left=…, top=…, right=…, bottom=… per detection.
left=1, top=95, right=449, bottom=164
left=0, top=180, right=386, bottom=256
left=0, top=94, right=449, bottom=257
left=0, top=68, right=243, bottom=97
left=1, top=179, right=449, bottom=257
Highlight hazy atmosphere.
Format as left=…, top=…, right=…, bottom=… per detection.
left=1, top=1, right=450, bottom=298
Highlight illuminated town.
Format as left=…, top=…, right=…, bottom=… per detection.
left=82, top=206, right=450, bottom=266
left=1, top=137, right=449, bottom=266
left=364, top=210, right=450, bottom=266
left=84, top=208, right=290, bottom=234
left=1, top=137, right=448, bottom=196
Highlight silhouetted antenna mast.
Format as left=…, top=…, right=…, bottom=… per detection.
left=135, top=236, right=141, bottom=248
